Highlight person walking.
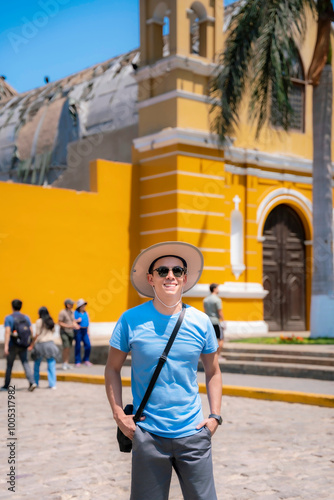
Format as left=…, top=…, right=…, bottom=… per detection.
left=203, top=283, right=225, bottom=356
left=74, top=299, right=92, bottom=367
left=31, top=307, right=60, bottom=390
left=1, top=299, right=37, bottom=392
left=105, top=241, right=222, bottom=500
left=58, top=299, right=78, bottom=370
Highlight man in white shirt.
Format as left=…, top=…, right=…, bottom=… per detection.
left=203, top=283, right=225, bottom=356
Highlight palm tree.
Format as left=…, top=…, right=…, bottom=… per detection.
left=211, top=0, right=334, bottom=337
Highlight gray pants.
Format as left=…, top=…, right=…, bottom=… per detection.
left=4, top=345, right=34, bottom=388
left=131, top=426, right=217, bottom=500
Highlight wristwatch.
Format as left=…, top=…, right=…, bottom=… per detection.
left=209, top=414, right=223, bottom=425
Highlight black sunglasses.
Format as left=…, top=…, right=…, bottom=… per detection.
left=152, top=266, right=186, bottom=278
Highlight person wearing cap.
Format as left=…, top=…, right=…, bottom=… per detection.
left=58, top=299, right=79, bottom=370
left=74, top=299, right=92, bottom=367
left=105, top=242, right=222, bottom=500
left=203, top=283, right=225, bottom=356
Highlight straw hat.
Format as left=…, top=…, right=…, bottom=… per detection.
left=76, top=298, right=87, bottom=309
left=131, top=241, right=203, bottom=298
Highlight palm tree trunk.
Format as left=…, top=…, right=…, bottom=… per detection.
left=310, top=64, right=334, bottom=337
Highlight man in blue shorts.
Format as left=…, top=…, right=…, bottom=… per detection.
left=105, top=242, right=222, bottom=500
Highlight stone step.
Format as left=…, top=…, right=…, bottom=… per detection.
left=79, top=346, right=334, bottom=378
left=2, top=341, right=334, bottom=380
left=97, top=348, right=334, bottom=380
left=223, top=353, right=334, bottom=367
left=224, top=345, right=334, bottom=358
left=202, top=360, right=334, bottom=381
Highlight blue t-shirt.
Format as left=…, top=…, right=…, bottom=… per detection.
left=74, top=310, right=89, bottom=328
left=5, top=313, right=32, bottom=347
left=110, top=301, right=218, bottom=438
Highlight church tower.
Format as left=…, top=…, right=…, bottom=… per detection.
left=133, top=0, right=227, bottom=307
left=133, top=1, right=268, bottom=334
left=136, top=0, right=223, bottom=137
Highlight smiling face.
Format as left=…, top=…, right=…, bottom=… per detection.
left=147, top=256, right=187, bottom=302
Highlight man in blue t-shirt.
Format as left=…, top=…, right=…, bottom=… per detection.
left=1, top=299, right=36, bottom=392
left=105, top=242, right=223, bottom=500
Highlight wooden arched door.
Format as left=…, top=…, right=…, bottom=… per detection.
left=263, top=204, right=306, bottom=331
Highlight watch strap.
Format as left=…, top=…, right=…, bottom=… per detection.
left=209, top=413, right=222, bottom=424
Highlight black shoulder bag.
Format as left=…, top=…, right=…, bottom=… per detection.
left=117, top=304, right=186, bottom=453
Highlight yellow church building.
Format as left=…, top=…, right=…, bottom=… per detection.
left=0, top=0, right=332, bottom=336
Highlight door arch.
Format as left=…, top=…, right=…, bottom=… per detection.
left=262, top=204, right=306, bottom=331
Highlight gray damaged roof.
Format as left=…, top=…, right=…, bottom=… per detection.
left=223, top=1, right=245, bottom=32
left=0, top=50, right=139, bottom=185
left=0, top=77, right=17, bottom=102
left=0, top=1, right=240, bottom=187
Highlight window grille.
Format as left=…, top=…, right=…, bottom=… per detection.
left=271, top=54, right=305, bottom=133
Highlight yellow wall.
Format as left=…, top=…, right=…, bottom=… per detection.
left=133, top=2, right=331, bottom=328
left=133, top=139, right=318, bottom=325
left=2, top=2, right=329, bottom=331
left=0, top=160, right=139, bottom=324
left=221, top=8, right=334, bottom=163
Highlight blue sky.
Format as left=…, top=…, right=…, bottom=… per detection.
left=1, top=0, right=236, bottom=93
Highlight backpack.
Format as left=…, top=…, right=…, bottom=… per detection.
left=11, top=313, right=32, bottom=348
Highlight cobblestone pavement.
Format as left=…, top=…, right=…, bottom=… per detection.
left=0, top=380, right=333, bottom=500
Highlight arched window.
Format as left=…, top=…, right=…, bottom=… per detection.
left=163, top=15, right=170, bottom=57
left=271, top=53, right=306, bottom=133
left=190, top=17, right=200, bottom=55
left=188, top=2, right=207, bottom=57
left=146, top=2, right=169, bottom=62
left=153, top=1, right=168, bottom=21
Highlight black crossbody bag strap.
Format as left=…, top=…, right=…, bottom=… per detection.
left=133, top=303, right=186, bottom=423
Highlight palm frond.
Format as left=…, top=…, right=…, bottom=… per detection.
left=211, top=0, right=315, bottom=142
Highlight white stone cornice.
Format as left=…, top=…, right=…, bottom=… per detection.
left=184, top=282, right=268, bottom=299
left=138, top=150, right=224, bottom=163
left=202, top=16, right=215, bottom=24
left=137, top=89, right=213, bottom=110
left=146, top=17, right=164, bottom=25
left=225, top=146, right=314, bottom=173
left=226, top=146, right=334, bottom=175
left=133, top=127, right=221, bottom=152
left=225, top=164, right=313, bottom=185
left=134, top=54, right=217, bottom=82
left=224, top=321, right=269, bottom=337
